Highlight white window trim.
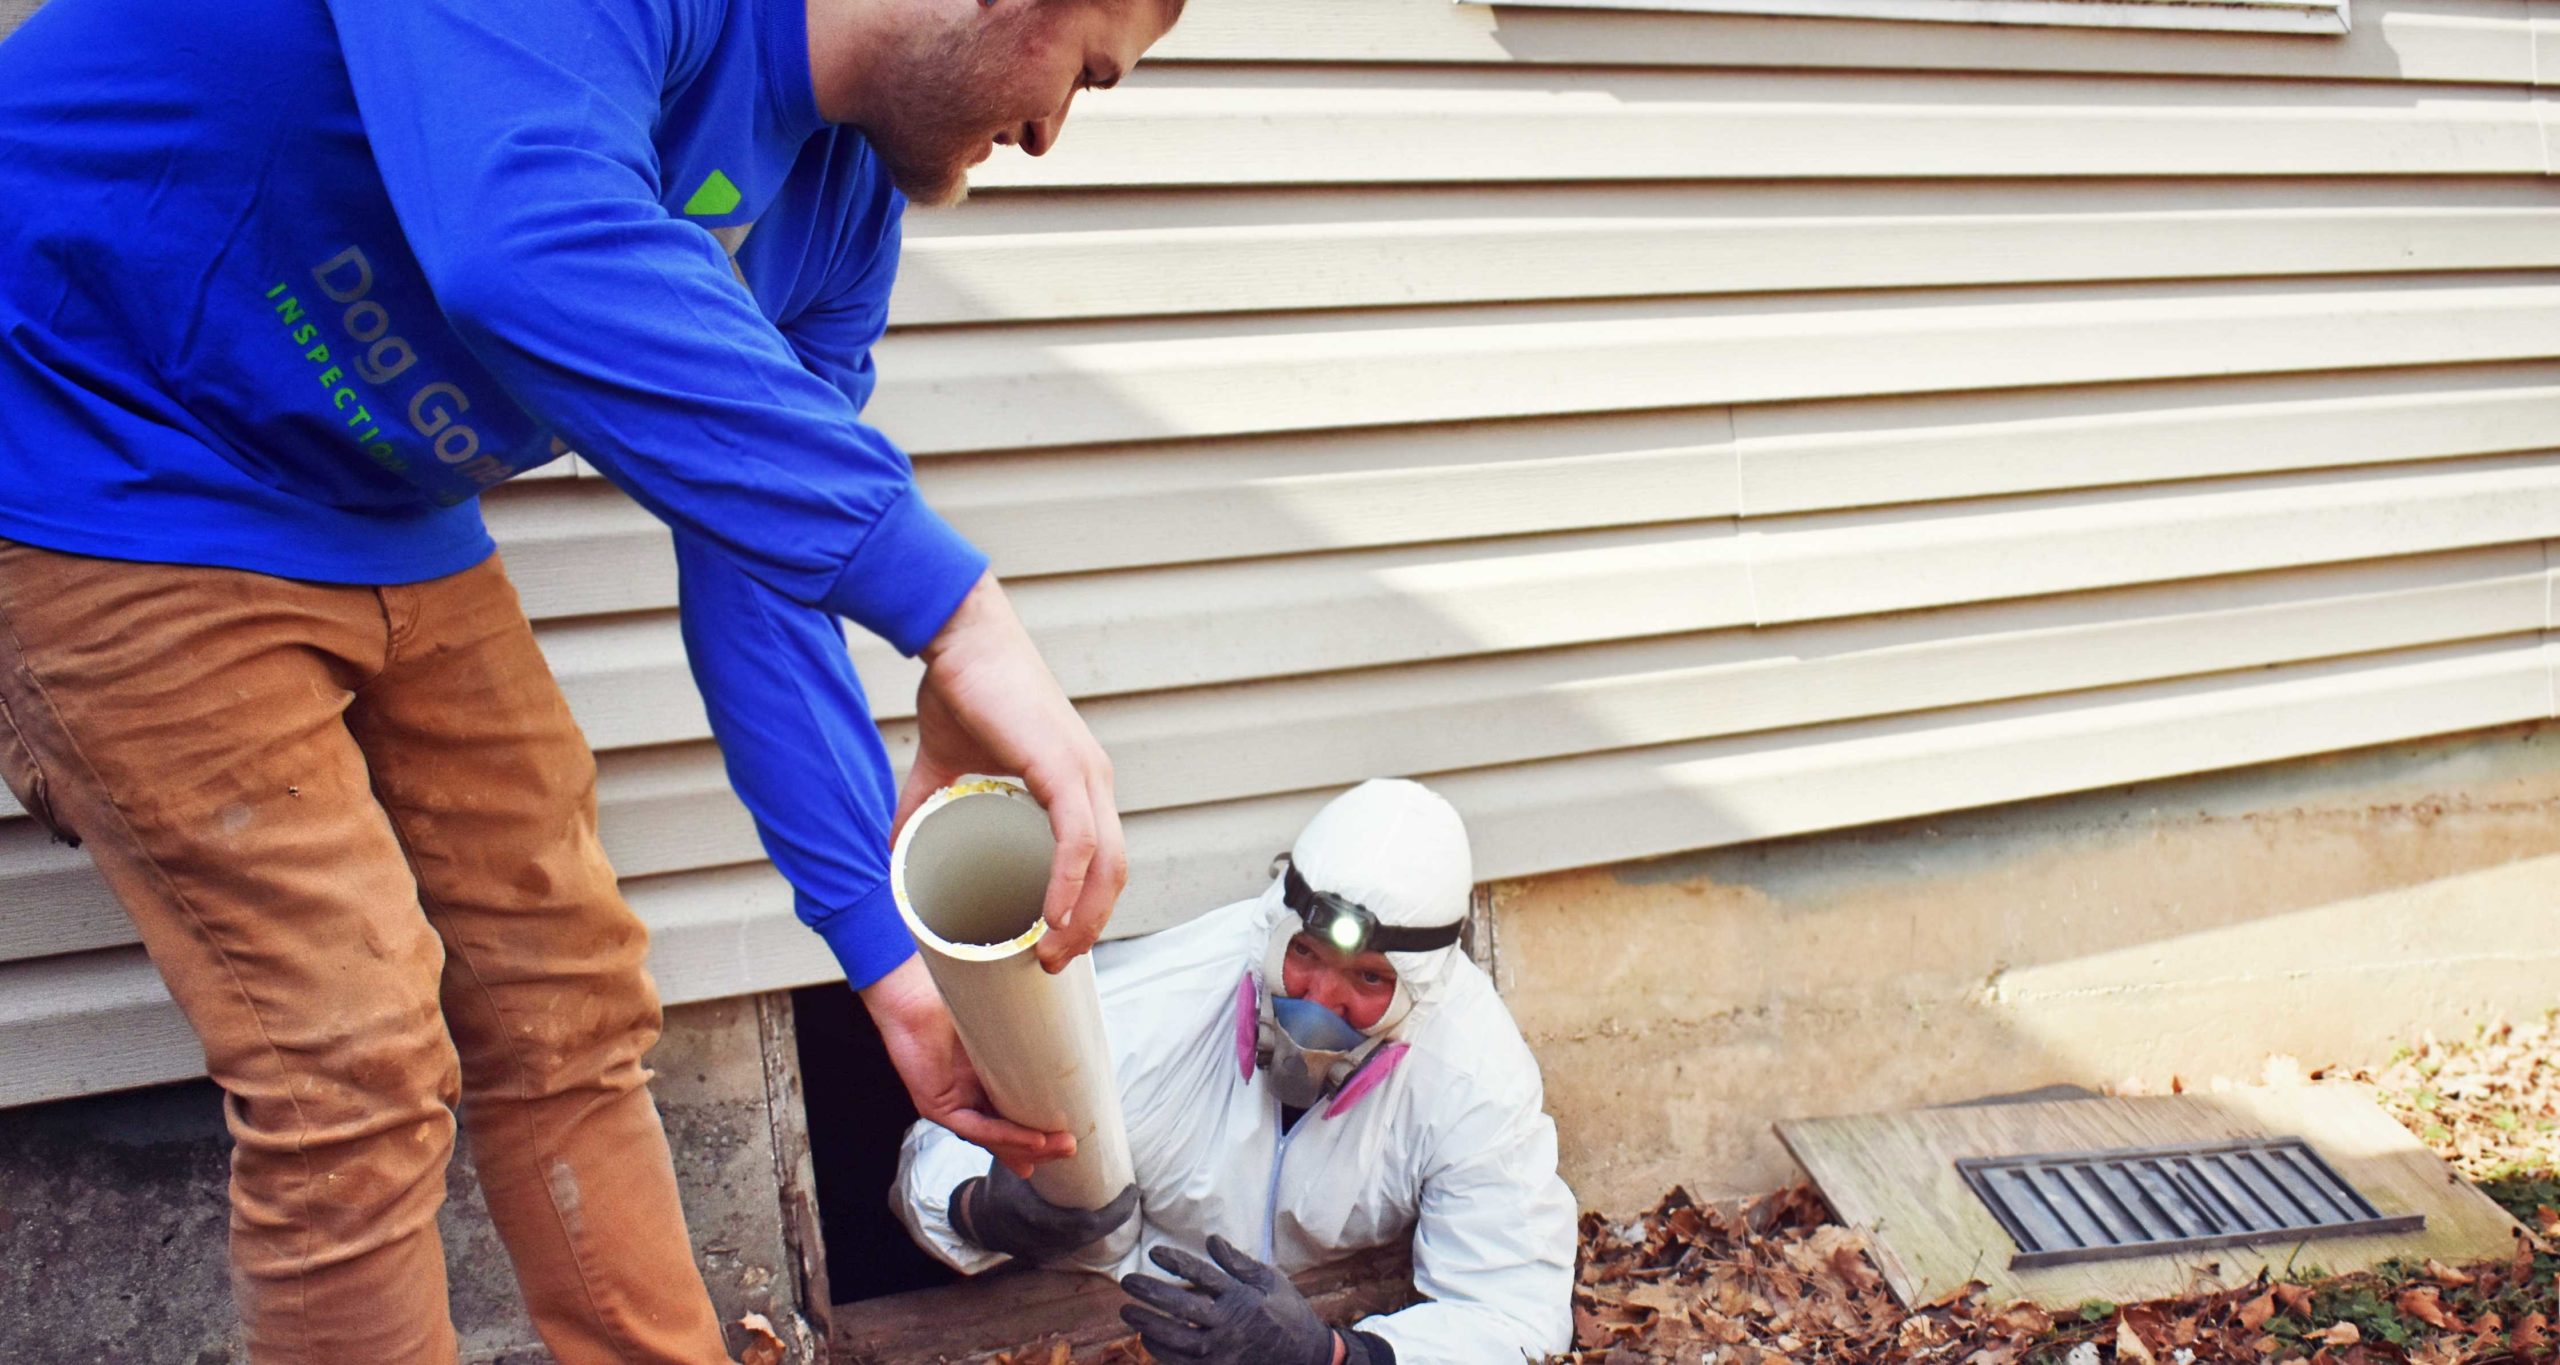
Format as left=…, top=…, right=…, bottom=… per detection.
left=1454, top=0, right=2350, bottom=37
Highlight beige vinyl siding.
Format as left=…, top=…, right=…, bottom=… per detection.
left=1453, top=1, right=2354, bottom=39
left=1152, top=0, right=2530, bottom=82
left=7, top=0, right=2560, bottom=1104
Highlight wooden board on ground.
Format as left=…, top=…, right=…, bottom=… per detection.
left=1775, top=1086, right=2525, bottom=1311
left=830, top=1244, right=1413, bottom=1365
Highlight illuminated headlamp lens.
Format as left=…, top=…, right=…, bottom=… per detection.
left=1294, top=890, right=1375, bottom=955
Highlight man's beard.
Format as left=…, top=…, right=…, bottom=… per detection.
left=863, top=16, right=1023, bottom=208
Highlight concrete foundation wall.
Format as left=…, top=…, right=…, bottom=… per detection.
left=0, top=997, right=813, bottom=1364
left=1498, top=720, right=2560, bottom=1216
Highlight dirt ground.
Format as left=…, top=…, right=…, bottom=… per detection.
left=1567, top=1013, right=2560, bottom=1365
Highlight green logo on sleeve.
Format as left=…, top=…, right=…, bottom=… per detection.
left=684, top=169, right=742, bottom=216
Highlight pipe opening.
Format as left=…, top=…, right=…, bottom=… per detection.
left=897, top=787, right=1054, bottom=949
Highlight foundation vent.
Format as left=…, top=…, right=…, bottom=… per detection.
left=1957, top=1137, right=2423, bottom=1269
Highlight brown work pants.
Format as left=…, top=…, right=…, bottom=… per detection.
left=0, top=542, right=734, bottom=1365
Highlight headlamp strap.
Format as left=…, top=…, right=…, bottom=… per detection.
left=1283, top=864, right=1463, bottom=954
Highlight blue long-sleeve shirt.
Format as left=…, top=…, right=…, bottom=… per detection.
left=0, top=0, right=984, bottom=986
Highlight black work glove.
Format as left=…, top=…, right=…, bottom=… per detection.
left=948, top=1161, right=1138, bottom=1261
left=1118, top=1235, right=1358, bottom=1365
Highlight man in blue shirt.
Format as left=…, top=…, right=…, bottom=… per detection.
left=0, top=0, right=1181, bottom=1359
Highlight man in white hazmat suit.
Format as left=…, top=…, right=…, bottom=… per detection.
left=892, top=779, right=1577, bottom=1365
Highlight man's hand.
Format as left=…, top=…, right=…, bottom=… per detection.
left=862, top=956, right=1073, bottom=1176
left=901, top=572, right=1125, bottom=973
left=1118, top=1236, right=1348, bottom=1365
left=950, top=1161, right=1140, bottom=1261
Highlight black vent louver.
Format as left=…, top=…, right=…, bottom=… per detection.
left=1957, top=1137, right=2424, bottom=1269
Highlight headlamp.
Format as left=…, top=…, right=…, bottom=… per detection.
left=1282, top=864, right=1463, bottom=957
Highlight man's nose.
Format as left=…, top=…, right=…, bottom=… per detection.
left=1306, top=975, right=1353, bottom=1022
left=1023, top=89, right=1076, bottom=157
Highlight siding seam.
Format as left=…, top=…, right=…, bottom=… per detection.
left=2536, top=0, right=2555, bottom=171
left=2543, top=536, right=2557, bottom=722
left=1724, top=404, right=1763, bottom=628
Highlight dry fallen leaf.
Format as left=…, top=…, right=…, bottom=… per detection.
left=2398, top=1286, right=2458, bottom=1330
left=2410, top=1340, right=2468, bottom=1365
left=2116, top=1318, right=2159, bottom=1365
left=1571, top=1305, right=1613, bottom=1352
left=2237, top=1290, right=2278, bottom=1332
left=1987, top=1301, right=2053, bottom=1337
left=2423, top=1259, right=2476, bottom=1288
left=735, top=1312, right=787, bottom=1365
left=1897, top=1316, right=1947, bottom=1351
left=1695, top=1309, right=1749, bottom=1346
left=1620, top=1282, right=1695, bottom=1323
left=2310, top=1321, right=2362, bottom=1348
left=1921, top=1278, right=1985, bottom=1311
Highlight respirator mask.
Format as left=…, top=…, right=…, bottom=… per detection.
left=1257, top=991, right=1372, bottom=1111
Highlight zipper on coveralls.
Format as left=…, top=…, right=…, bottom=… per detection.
left=1262, top=1104, right=1301, bottom=1263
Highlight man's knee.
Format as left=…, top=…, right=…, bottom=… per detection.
left=447, top=927, right=665, bottom=1101
left=225, top=998, right=464, bottom=1275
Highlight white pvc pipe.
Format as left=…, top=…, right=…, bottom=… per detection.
left=891, top=777, right=1136, bottom=1217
